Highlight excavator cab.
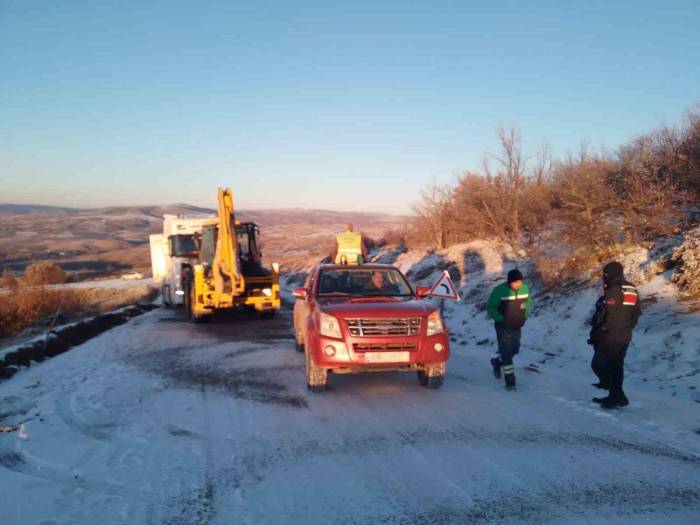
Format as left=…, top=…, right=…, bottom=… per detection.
left=183, top=188, right=280, bottom=322
left=196, top=221, right=266, bottom=276
left=236, top=222, right=264, bottom=269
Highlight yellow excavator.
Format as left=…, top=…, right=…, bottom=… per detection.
left=182, top=188, right=280, bottom=322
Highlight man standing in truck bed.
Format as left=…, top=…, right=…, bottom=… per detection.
left=331, top=224, right=368, bottom=265
left=486, top=269, right=532, bottom=391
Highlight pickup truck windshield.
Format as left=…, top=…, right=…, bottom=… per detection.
left=317, top=268, right=413, bottom=297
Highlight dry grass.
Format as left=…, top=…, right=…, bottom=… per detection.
left=0, top=284, right=157, bottom=338
left=533, top=244, right=627, bottom=288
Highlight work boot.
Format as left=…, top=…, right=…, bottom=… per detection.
left=616, top=392, right=629, bottom=408
left=592, top=396, right=611, bottom=404
left=504, top=373, right=516, bottom=391
left=490, top=358, right=502, bottom=379
left=600, top=397, right=620, bottom=410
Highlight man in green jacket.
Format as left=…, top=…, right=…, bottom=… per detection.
left=486, top=269, right=532, bottom=391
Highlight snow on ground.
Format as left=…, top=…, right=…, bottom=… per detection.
left=1, top=242, right=699, bottom=524
left=1, top=307, right=698, bottom=524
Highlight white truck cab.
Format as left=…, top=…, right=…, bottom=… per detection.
left=149, top=214, right=214, bottom=306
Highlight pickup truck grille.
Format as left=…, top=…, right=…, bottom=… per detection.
left=353, top=342, right=418, bottom=352
left=346, top=318, right=421, bottom=337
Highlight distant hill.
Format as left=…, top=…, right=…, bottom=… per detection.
left=237, top=208, right=409, bottom=226
left=0, top=203, right=77, bottom=214
left=0, top=203, right=410, bottom=278
left=0, top=203, right=409, bottom=225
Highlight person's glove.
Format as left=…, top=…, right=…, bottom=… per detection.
left=587, top=338, right=594, bottom=346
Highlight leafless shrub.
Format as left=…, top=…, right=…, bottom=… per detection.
left=0, top=269, right=18, bottom=289
left=23, top=262, right=66, bottom=286
left=0, top=287, right=82, bottom=338
left=671, top=226, right=700, bottom=297
left=376, top=227, right=410, bottom=247
left=550, top=154, right=620, bottom=250
left=412, top=179, right=454, bottom=249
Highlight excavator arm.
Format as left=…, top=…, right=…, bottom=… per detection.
left=213, top=187, right=245, bottom=295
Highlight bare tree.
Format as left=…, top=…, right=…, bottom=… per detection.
left=413, top=179, right=453, bottom=249
left=551, top=155, right=620, bottom=250
left=615, top=128, right=685, bottom=242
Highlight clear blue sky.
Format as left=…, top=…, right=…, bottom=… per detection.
left=1, top=1, right=699, bottom=213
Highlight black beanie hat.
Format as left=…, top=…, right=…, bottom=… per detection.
left=603, top=261, right=624, bottom=284
left=507, top=269, right=524, bottom=283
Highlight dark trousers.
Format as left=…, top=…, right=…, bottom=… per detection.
left=495, top=324, right=521, bottom=376
left=591, top=347, right=627, bottom=397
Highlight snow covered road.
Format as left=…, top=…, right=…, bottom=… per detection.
left=1, top=306, right=699, bottom=524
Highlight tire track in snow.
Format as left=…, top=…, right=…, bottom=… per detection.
left=385, top=481, right=700, bottom=525
left=54, top=393, right=148, bottom=448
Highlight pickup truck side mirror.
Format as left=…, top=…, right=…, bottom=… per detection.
left=293, top=287, right=308, bottom=300
left=416, top=286, right=430, bottom=298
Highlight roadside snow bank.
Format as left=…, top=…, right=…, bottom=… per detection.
left=384, top=240, right=700, bottom=403
left=672, top=226, right=700, bottom=297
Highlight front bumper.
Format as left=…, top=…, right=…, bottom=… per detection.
left=310, top=332, right=450, bottom=371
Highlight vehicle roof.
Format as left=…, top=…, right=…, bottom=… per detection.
left=317, top=263, right=399, bottom=271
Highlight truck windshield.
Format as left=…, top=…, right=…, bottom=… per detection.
left=317, top=268, right=413, bottom=297
left=170, top=234, right=197, bottom=256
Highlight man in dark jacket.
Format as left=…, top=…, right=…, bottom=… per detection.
left=486, top=269, right=532, bottom=391
left=588, top=261, right=641, bottom=409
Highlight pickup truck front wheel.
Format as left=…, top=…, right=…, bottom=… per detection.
left=417, top=364, right=446, bottom=389
left=306, top=348, right=328, bottom=393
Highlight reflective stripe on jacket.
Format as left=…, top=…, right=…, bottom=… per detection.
left=590, top=279, right=641, bottom=353
left=486, top=282, right=532, bottom=329
left=335, top=232, right=364, bottom=264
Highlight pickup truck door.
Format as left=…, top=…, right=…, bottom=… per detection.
left=294, top=267, right=316, bottom=343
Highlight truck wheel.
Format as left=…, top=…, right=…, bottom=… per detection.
left=183, top=283, right=193, bottom=320
left=306, top=348, right=327, bottom=392
left=183, top=272, right=198, bottom=323
left=417, top=364, right=446, bottom=389
left=162, top=285, right=171, bottom=307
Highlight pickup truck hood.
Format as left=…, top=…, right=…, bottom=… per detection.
left=317, top=297, right=435, bottom=318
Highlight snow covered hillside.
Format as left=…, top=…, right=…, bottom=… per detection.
left=369, top=237, right=700, bottom=406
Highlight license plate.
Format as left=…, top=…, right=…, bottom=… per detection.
left=363, top=351, right=410, bottom=364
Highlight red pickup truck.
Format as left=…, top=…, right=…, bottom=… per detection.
left=293, top=264, right=450, bottom=392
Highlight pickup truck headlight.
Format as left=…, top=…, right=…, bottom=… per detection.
left=320, top=312, right=342, bottom=339
left=426, top=311, right=445, bottom=336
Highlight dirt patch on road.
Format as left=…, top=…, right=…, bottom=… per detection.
left=136, top=344, right=308, bottom=409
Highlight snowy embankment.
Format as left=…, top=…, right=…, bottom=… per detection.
left=368, top=237, right=700, bottom=405
left=1, top=242, right=699, bottom=523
